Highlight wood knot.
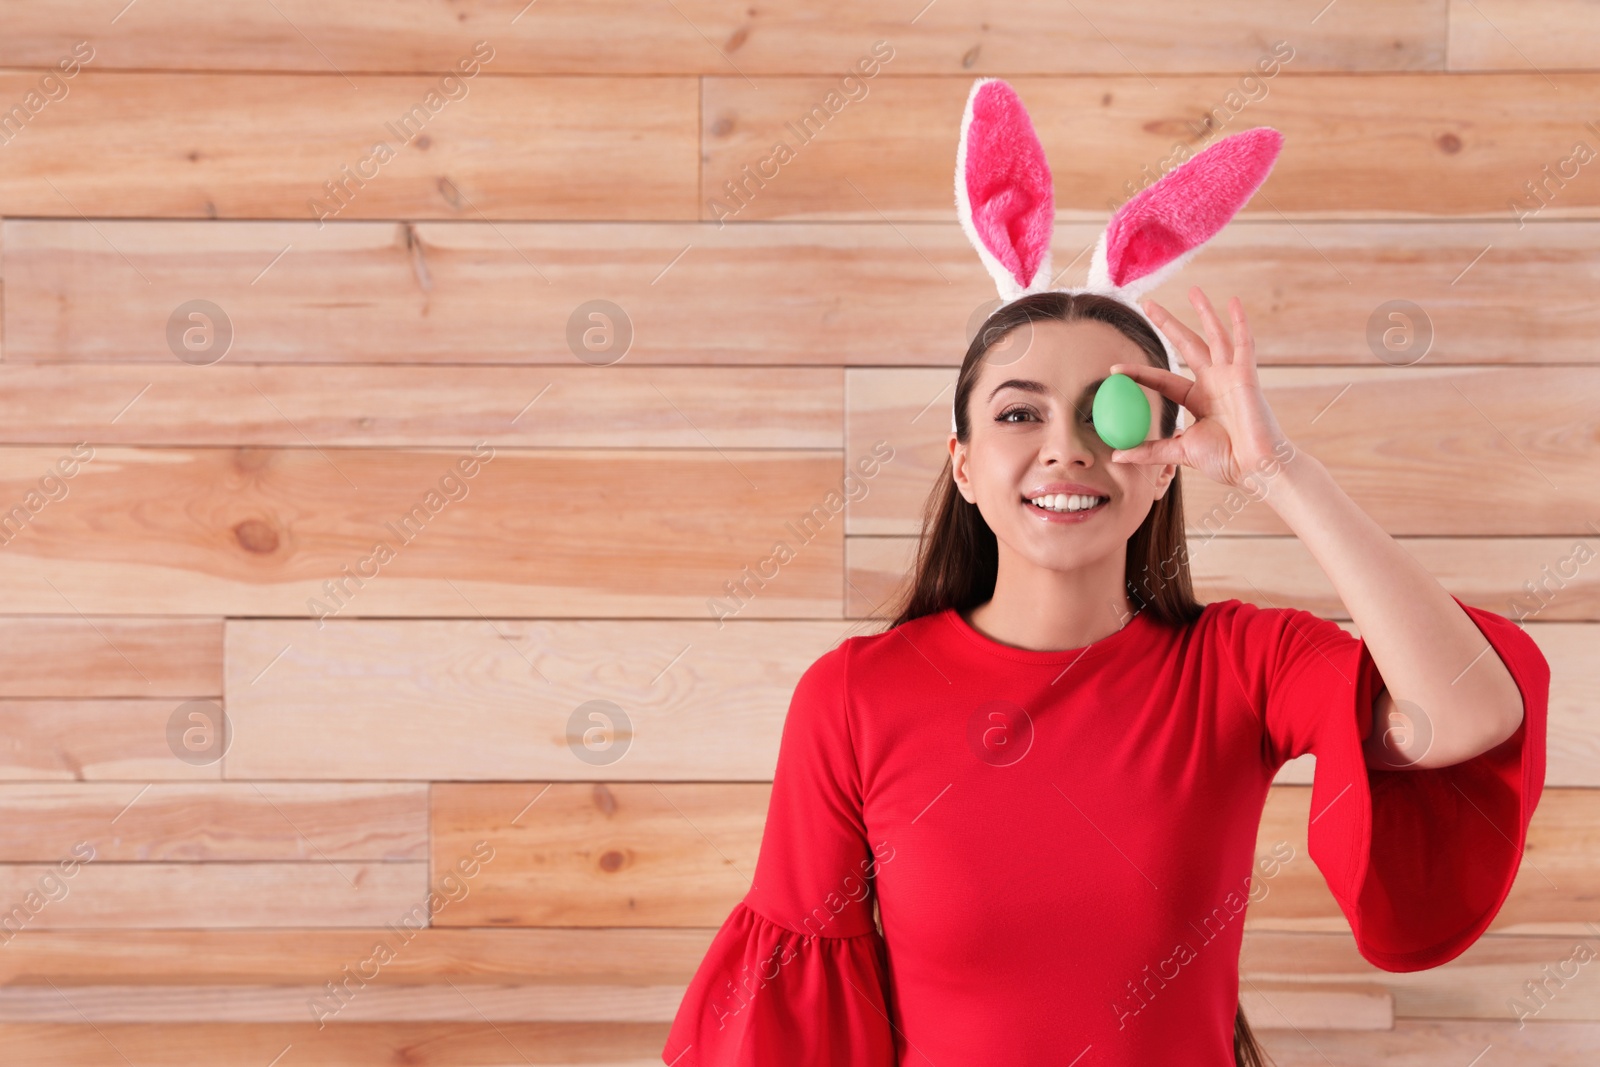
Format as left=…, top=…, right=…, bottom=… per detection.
left=591, top=783, right=617, bottom=816
left=598, top=849, right=626, bottom=872
left=233, top=519, right=279, bottom=554
left=1437, top=132, right=1462, bottom=155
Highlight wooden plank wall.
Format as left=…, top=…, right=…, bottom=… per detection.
left=0, top=1, right=1596, bottom=1063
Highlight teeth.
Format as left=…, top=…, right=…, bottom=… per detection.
left=1029, top=494, right=1106, bottom=513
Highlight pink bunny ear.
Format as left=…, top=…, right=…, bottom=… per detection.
left=1085, top=126, right=1283, bottom=302
left=955, top=79, right=1054, bottom=303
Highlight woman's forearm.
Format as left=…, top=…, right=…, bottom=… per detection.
left=1262, top=443, right=1525, bottom=768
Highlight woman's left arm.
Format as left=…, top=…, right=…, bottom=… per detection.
left=1110, top=286, right=1525, bottom=771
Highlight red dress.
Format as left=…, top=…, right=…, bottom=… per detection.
left=662, top=596, right=1549, bottom=1066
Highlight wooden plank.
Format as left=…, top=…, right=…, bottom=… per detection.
left=0, top=862, right=427, bottom=927
left=0, top=363, right=841, bottom=448
left=1181, top=539, right=1600, bottom=626
left=10, top=219, right=1596, bottom=366
left=1449, top=0, right=1600, bottom=71
left=0, top=616, right=219, bottom=696
left=1525, top=625, right=1600, bottom=792
left=1, top=928, right=1596, bottom=1024
left=845, top=366, right=1600, bottom=536
left=1121, top=219, right=1600, bottom=366
left=0, top=980, right=1393, bottom=1027
left=0, top=447, right=848, bottom=616
left=418, top=783, right=1600, bottom=931
left=0, top=1022, right=668, bottom=1066
left=0, top=783, right=427, bottom=861
left=1258, top=1019, right=1600, bottom=1064
left=0, top=928, right=712, bottom=985
left=1, top=67, right=1588, bottom=227
left=0, top=1, right=1446, bottom=74
left=0, top=701, right=225, bottom=782
left=4, top=217, right=996, bottom=366
left=843, top=534, right=920, bottom=620
left=1241, top=983, right=1393, bottom=1030
left=0, top=73, right=697, bottom=220
left=1243, top=930, right=1600, bottom=1024
left=702, top=74, right=1600, bottom=220
left=430, top=783, right=763, bottom=927
left=224, top=620, right=856, bottom=780
left=0, top=984, right=686, bottom=1024
left=25, top=1019, right=1584, bottom=1067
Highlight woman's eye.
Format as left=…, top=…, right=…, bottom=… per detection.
left=994, top=406, right=1094, bottom=424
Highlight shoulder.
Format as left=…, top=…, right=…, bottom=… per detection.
left=1192, top=598, right=1359, bottom=688
left=836, top=613, right=953, bottom=698
left=1155, top=598, right=1255, bottom=660
left=790, top=614, right=943, bottom=707
left=795, top=636, right=852, bottom=697
left=1193, top=597, right=1328, bottom=643
left=1194, top=597, right=1263, bottom=631
left=1171, top=598, right=1326, bottom=682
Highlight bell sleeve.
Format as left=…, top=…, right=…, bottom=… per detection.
left=662, top=640, right=898, bottom=1066
left=1221, top=594, right=1549, bottom=972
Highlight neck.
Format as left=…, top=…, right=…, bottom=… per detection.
left=964, top=551, right=1135, bottom=653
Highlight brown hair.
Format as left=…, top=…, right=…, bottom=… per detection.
left=880, top=290, right=1272, bottom=1067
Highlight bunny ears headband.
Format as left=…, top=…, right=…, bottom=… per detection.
left=952, top=78, right=1284, bottom=434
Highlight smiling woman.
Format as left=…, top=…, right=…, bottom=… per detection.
left=664, top=78, right=1551, bottom=1067
left=660, top=280, right=1544, bottom=1067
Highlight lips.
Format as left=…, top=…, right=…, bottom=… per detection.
left=1020, top=481, right=1112, bottom=523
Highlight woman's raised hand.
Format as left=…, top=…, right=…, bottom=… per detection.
left=1108, top=286, right=1294, bottom=490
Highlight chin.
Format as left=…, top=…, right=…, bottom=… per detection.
left=1013, top=532, right=1111, bottom=569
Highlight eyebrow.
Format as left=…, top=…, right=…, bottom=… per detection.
left=986, top=376, right=1108, bottom=407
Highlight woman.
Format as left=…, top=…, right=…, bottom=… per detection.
left=661, top=287, right=1548, bottom=1066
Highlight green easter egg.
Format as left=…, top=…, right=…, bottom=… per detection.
left=1092, top=373, right=1151, bottom=451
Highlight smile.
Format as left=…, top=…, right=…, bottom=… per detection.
left=1022, top=492, right=1110, bottom=522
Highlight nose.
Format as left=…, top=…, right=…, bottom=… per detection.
left=1038, top=405, right=1099, bottom=469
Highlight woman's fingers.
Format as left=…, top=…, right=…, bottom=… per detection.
left=1187, top=287, right=1233, bottom=366
left=1110, top=435, right=1185, bottom=466
left=1106, top=361, right=1202, bottom=416
left=1229, top=295, right=1256, bottom=368
left=1140, top=298, right=1213, bottom=368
